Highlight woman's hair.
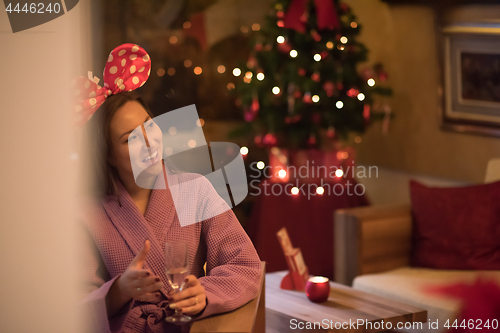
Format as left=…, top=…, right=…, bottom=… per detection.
left=86, top=91, right=154, bottom=201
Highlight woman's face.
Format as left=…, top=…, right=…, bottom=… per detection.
left=109, top=101, right=163, bottom=186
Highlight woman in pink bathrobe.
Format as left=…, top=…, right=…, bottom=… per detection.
left=79, top=88, right=261, bottom=332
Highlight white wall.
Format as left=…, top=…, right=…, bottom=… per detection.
left=0, top=1, right=90, bottom=332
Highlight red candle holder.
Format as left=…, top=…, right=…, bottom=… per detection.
left=305, top=276, right=330, bottom=303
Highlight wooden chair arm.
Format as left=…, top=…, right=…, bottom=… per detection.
left=334, top=204, right=412, bottom=286
left=190, top=262, right=266, bottom=333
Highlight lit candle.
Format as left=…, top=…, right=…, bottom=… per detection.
left=305, top=276, right=330, bottom=303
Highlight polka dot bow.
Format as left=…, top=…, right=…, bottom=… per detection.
left=73, top=43, right=151, bottom=126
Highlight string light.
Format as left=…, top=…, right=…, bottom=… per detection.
left=168, top=126, right=177, bottom=135
left=252, top=23, right=260, bottom=31
left=316, top=187, right=325, bottom=195
left=233, top=68, right=241, bottom=76
left=326, top=41, right=334, bottom=49
left=240, top=146, right=249, bottom=156
left=194, top=66, right=202, bottom=75
left=357, top=93, right=365, bottom=101
left=340, top=36, right=348, bottom=44
left=188, top=139, right=197, bottom=148
left=277, top=20, right=284, bottom=27
left=257, top=161, right=265, bottom=169
left=291, top=187, right=299, bottom=195
left=243, top=76, right=252, bottom=83
left=350, top=22, right=358, bottom=28
left=290, top=50, right=298, bottom=58
left=367, top=78, right=375, bottom=86
left=313, top=54, right=321, bottom=61
left=245, top=71, right=253, bottom=79
left=336, top=101, right=344, bottom=109
left=354, top=136, right=362, bottom=143
left=312, top=95, right=320, bottom=103
left=167, top=68, right=175, bottom=76
left=217, top=65, right=226, bottom=74
left=157, top=68, right=165, bottom=77
left=169, top=36, right=178, bottom=44
left=277, top=36, right=285, bottom=43
left=196, top=118, right=205, bottom=127
left=337, top=45, right=345, bottom=51
left=183, top=21, right=191, bottom=29
left=272, top=86, right=280, bottom=95
left=257, top=73, right=265, bottom=81
left=227, top=83, right=235, bottom=90
left=184, top=59, right=192, bottom=68
left=240, top=26, right=249, bottom=33
left=335, top=169, right=344, bottom=178
left=278, top=169, right=287, bottom=178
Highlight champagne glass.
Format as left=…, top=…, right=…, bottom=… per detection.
left=164, top=241, right=191, bottom=324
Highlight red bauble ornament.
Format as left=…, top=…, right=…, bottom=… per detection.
left=278, top=41, right=292, bottom=53
left=323, top=81, right=335, bottom=97
left=303, top=92, right=312, bottom=103
left=327, top=126, right=336, bottom=138
left=311, top=72, right=320, bottom=82
left=244, top=109, right=256, bottom=122
left=363, top=104, right=371, bottom=124
left=347, top=88, right=359, bottom=98
left=263, top=133, right=278, bottom=147
left=254, top=135, right=263, bottom=146
left=251, top=98, right=260, bottom=112
left=247, top=56, right=257, bottom=69
left=307, top=134, right=317, bottom=146
left=311, top=30, right=321, bottom=42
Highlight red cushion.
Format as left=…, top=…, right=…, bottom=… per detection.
left=410, top=180, right=500, bottom=270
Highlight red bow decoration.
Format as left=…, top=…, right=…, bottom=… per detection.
left=283, top=0, right=340, bottom=33
left=73, top=43, right=152, bottom=126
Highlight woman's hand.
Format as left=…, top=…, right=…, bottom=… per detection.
left=116, top=240, right=164, bottom=302
left=167, top=275, right=207, bottom=316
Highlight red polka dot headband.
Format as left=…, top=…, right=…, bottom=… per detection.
left=73, top=43, right=152, bottom=126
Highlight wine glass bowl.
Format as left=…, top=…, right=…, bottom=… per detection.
left=164, top=241, right=192, bottom=324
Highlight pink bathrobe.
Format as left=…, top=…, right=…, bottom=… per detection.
left=79, top=170, right=261, bottom=333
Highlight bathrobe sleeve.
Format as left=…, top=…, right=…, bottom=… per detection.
left=195, top=180, right=262, bottom=318
left=78, top=226, right=133, bottom=333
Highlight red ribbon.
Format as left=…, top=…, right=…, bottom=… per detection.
left=283, top=0, right=340, bottom=33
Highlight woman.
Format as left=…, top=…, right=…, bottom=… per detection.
left=78, top=44, right=261, bottom=333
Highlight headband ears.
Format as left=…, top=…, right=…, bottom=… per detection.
left=73, top=43, right=152, bottom=127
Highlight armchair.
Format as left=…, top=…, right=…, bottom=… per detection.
left=334, top=159, right=500, bottom=332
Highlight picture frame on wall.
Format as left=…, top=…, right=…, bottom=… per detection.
left=441, top=24, right=500, bottom=137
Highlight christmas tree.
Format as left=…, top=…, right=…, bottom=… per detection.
left=233, top=0, right=392, bottom=150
